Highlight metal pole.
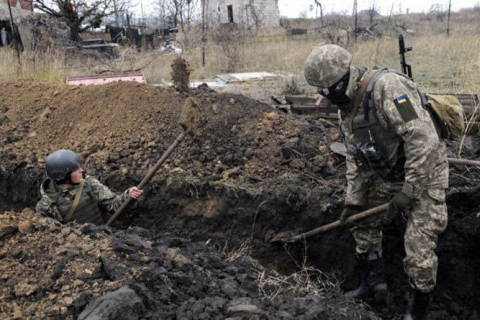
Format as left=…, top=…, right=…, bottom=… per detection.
left=202, top=0, right=206, bottom=67
left=6, top=0, right=21, bottom=65
left=353, top=0, right=358, bottom=43
left=447, top=0, right=451, bottom=37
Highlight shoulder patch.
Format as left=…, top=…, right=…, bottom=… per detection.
left=393, top=95, right=417, bottom=122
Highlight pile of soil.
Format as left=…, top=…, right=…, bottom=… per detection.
left=1, top=79, right=480, bottom=319
left=0, top=209, right=376, bottom=319
left=0, top=79, right=341, bottom=196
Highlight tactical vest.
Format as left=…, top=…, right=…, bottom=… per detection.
left=56, top=182, right=104, bottom=225
left=347, top=68, right=406, bottom=180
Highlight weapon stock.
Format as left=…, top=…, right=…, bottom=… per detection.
left=398, top=34, right=413, bottom=80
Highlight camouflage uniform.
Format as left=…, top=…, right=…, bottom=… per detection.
left=341, top=66, right=449, bottom=292
left=35, top=175, right=129, bottom=225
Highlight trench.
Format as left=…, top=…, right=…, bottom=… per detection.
left=2, top=160, right=480, bottom=320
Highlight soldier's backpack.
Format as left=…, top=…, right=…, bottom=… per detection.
left=424, top=94, right=465, bottom=141
left=354, top=69, right=466, bottom=141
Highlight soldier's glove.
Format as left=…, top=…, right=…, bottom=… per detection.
left=388, top=191, right=414, bottom=215
left=340, top=205, right=362, bottom=226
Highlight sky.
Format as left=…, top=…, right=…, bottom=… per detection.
left=278, top=0, right=478, bottom=18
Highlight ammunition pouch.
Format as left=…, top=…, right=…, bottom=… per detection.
left=350, top=99, right=406, bottom=180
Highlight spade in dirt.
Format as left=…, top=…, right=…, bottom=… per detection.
left=269, top=142, right=480, bottom=244
left=269, top=203, right=388, bottom=244
left=106, top=97, right=202, bottom=226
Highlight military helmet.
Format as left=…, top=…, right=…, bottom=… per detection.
left=304, top=44, right=352, bottom=88
left=45, top=149, right=82, bottom=181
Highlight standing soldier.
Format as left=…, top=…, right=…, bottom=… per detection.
left=35, top=149, right=143, bottom=225
left=304, top=44, right=448, bottom=320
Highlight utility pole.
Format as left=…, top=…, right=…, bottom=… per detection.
left=202, top=0, right=206, bottom=67
left=352, top=0, right=358, bottom=43
left=6, top=0, right=21, bottom=65
left=315, top=1, right=323, bottom=27
left=447, top=0, right=451, bottom=37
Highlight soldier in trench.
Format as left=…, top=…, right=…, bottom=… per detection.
left=304, top=44, right=448, bottom=320
left=35, top=149, right=143, bottom=225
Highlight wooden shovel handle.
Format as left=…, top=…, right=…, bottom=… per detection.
left=448, top=158, right=480, bottom=166
left=106, top=131, right=186, bottom=226
left=287, top=203, right=389, bottom=243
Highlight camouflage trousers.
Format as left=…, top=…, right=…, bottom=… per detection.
left=350, top=183, right=448, bottom=291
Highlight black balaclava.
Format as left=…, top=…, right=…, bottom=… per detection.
left=319, top=71, right=351, bottom=112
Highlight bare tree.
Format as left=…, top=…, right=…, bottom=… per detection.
left=246, top=0, right=266, bottom=31
left=34, top=0, right=114, bottom=42
left=111, top=0, right=134, bottom=25
left=429, top=4, right=446, bottom=22
left=154, top=0, right=199, bottom=30
left=368, top=0, right=379, bottom=26
left=298, top=10, right=308, bottom=19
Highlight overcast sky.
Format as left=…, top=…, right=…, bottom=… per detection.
left=132, top=0, right=478, bottom=19
left=278, top=0, right=478, bottom=18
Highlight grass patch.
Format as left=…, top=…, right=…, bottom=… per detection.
left=1, top=9, right=479, bottom=95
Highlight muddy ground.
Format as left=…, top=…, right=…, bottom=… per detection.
left=0, top=79, right=480, bottom=319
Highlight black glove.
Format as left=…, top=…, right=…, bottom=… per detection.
left=340, top=205, right=362, bottom=226
left=388, top=191, right=414, bottom=215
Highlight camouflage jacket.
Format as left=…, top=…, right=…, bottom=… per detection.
left=35, top=175, right=129, bottom=223
left=341, top=66, right=449, bottom=206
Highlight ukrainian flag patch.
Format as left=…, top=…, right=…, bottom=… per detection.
left=393, top=94, right=417, bottom=122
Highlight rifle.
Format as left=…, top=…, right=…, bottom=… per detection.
left=398, top=34, right=413, bottom=80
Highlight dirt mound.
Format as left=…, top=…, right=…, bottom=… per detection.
left=0, top=210, right=377, bottom=319
left=0, top=79, right=340, bottom=196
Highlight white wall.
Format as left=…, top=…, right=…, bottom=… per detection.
left=206, top=0, right=280, bottom=28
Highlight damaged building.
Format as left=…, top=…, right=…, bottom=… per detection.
left=0, top=0, right=73, bottom=52
left=0, top=0, right=33, bottom=47
left=206, top=0, right=280, bottom=28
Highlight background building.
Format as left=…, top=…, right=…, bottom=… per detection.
left=206, top=0, right=280, bottom=28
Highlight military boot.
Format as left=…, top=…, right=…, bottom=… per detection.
left=345, top=251, right=388, bottom=300
left=403, top=286, right=432, bottom=320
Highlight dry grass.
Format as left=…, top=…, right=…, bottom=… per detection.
left=256, top=264, right=339, bottom=301
left=221, top=240, right=252, bottom=263
left=217, top=238, right=341, bottom=301
left=1, top=9, right=479, bottom=96
left=256, top=242, right=340, bottom=301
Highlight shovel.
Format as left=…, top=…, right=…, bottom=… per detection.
left=269, top=203, right=388, bottom=244
left=106, top=97, right=201, bottom=226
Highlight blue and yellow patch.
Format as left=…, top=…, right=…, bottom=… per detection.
left=393, top=94, right=417, bottom=122
left=396, top=95, right=407, bottom=104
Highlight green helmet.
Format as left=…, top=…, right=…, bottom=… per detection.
left=304, top=44, right=352, bottom=88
